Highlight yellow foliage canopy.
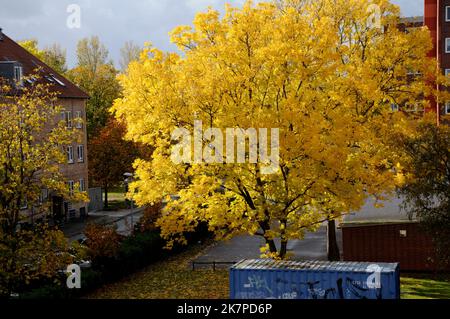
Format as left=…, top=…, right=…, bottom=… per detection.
left=113, top=0, right=435, bottom=258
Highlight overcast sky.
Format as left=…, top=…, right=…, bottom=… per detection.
left=0, top=0, right=423, bottom=68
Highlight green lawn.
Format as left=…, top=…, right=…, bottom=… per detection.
left=104, top=186, right=128, bottom=211
left=401, top=274, right=450, bottom=299
left=108, top=186, right=126, bottom=201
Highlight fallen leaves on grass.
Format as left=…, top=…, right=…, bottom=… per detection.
left=85, top=243, right=229, bottom=299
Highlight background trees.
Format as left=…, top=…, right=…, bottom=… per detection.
left=88, top=119, right=140, bottom=209
left=113, top=0, right=433, bottom=258
left=68, top=36, right=122, bottom=139
left=119, top=41, right=142, bottom=73
left=396, top=117, right=450, bottom=267
left=19, top=40, right=68, bottom=75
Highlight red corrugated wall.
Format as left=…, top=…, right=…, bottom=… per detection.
left=342, top=223, right=442, bottom=271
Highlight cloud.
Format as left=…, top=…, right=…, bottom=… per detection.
left=0, top=0, right=424, bottom=68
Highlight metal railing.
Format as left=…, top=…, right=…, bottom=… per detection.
left=191, top=261, right=237, bottom=271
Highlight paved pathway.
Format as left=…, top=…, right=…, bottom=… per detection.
left=194, top=226, right=342, bottom=265
left=62, top=207, right=144, bottom=242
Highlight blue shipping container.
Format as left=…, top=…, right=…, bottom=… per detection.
left=230, top=259, right=400, bottom=300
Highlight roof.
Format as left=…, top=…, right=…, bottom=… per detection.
left=341, top=196, right=416, bottom=227
left=231, top=259, right=399, bottom=273
left=400, top=16, right=424, bottom=26
left=0, top=32, right=89, bottom=99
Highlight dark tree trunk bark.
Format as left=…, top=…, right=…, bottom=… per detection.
left=266, top=238, right=277, bottom=255
left=327, top=219, right=341, bottom=261
left=280, top=240, right=288, bottom=259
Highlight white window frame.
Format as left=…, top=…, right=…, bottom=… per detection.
left=66, top=111, right=72, bottom=128
left=79, top=179, right=85, bottom=192
left=446, top=6, right=450, bottom=22
left=77, top=145, right=84, bottom=162
left=68, top=181, right=74, bottom=195
left=446, top=38, right=450, bottom=53
left=67, top=146, right=74, bottom=164
left=14, top=65, right=23, bottom=86
left=445, top=69, right=450, bottom=77
left=75, top=111, right=83, bottom=129
left=445, top=102, right=450, bottom=114
left=39, top=189, right=49, bottom=205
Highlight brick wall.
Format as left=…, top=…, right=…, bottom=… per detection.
left=21, top=97, right=89, bottom=223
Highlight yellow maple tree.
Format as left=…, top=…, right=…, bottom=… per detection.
left=113, top=0, right=436, bottom=258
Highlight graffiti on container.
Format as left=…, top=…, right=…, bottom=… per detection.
left=300, top=281, right=337, bottom=299
left=239, top=276, right=381, bottom=299
left=299, top=277, right=382, bottom=300
left=243, top=275, right=273, bottom=296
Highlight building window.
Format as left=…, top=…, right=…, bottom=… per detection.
left=446, top=6, right=450, bottom=22
left=391, top=103, right=399, bottom=112
left=39, top=189, right=49, bottom=205
left=75, top=111, right=83, bottom=129
left=77, top=145, right=84, bottom=162
left=446, top=38, right=450, bottom=53
left=446, top=69, right=450, bottom=77
left=405, top=102, right=424, bottom=113
left=79, top=179, right=86, bottom=192
left=68, top=181, right=74, bottom=195
left=14, top=65, right=23, bottom=85
left=67, top=146, right=74, bottom=164
left=446, top=102, right=450, bottom=114
left=66, top=111, right=72, bottom=128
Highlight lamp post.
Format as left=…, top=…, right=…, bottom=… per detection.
left=124, top=172, right=134, bottom=231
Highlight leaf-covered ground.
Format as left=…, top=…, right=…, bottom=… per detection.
left=85, top=240, right=450, bottom=299
left=85, top=243, right=229, bottom=299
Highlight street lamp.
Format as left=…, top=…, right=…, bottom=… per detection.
left=123, top=172, right=134, bottom=231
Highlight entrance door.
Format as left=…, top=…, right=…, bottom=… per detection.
left=52, top=196, right=64, bottom=222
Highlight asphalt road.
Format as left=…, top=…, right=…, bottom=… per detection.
left=63, top=208, right=144, bottom=242
left=195, top=226, right=342, bottom=265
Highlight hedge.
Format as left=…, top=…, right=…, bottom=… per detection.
left=18, top=224, right=212, bottom=299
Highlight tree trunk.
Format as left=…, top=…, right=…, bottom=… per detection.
left=280, top=240, right=288, bottom=259
left=266, top=238, right=277, bottom=255
left=327, top=219, right=341, bottom=261
left=104, top=184, right=109, bottom=209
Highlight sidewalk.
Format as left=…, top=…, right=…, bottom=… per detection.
left=62, top=207, right=145, bottom=242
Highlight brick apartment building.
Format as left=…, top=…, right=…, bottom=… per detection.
left=0, top=29, right=89, bottom=223
left=396, top=1, right=450, bottom=119
left=425, top=0, right=450, bottom=119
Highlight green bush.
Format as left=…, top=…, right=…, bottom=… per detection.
left=19, top=283, right=70, bottom=299
left=17, top=226, right=210, bottom=299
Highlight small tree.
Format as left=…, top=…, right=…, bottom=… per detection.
left=84, top=223, right=121, bottom=267
left=0, top=75, right=86, bottom=296
left=88, top=118, right=140, bottom=209
left=397, top=118, right=450, bottom=267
